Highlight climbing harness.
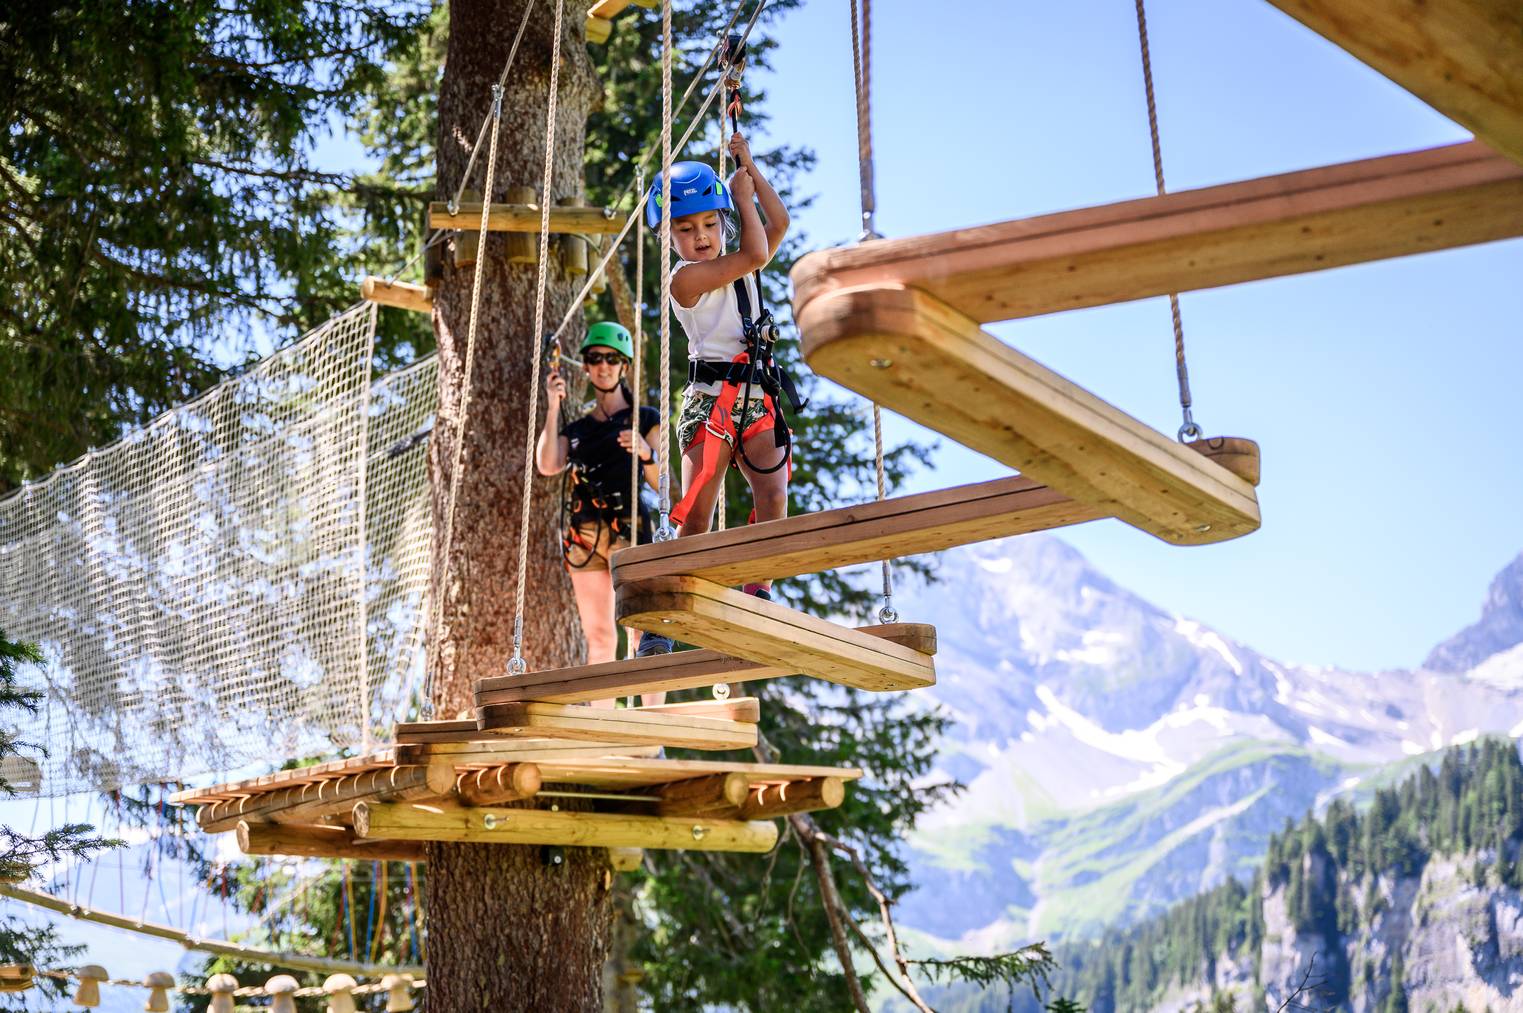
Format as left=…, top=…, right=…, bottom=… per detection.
left=1133, top=0, right=1202, bottom=443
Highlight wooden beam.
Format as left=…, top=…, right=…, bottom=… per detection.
left=630, top=698, right=761, bottom=723
left=520, top=755, right=865, bottom=792
left=790, top=141, right=1523, bottom=326
left=656, top=772, right=751, bottom=817
left=454, top=763, right=542, bottom=807
left=353, top=801, right=780, bottom=853
left=614, top=476, right=1105, bottom=586
left=198, top=764, right=450, bottom=834
left=237, top=822, right=428, bottom=862
left=1263, top=0, right=1523, bottom=167
left=474, top=624, right=937, bottom=706
left=585, top=15, right=613, bottom=44
left=477, top=700, right=758, bottom=751
left=740, top=777, right=846, bottom=819
left=607, top=847, right=644, bottom=872
left=394, top=739, right=662, bottom=768
left=428, top=201, right=623, bottom=235
left=360, top=277, right=432, bottom=314
left=616, top=576, right=937, bottom=692
left=798, top=285, right=1262, bottom=545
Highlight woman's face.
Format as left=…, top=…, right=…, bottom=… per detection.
left=672, top=211, right=723, bottom=262
left=581, top=347, right=627, bottom=389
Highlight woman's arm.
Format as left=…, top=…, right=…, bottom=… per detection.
left=670, top=168, right=766, bottom=308
left=535, top=372, right=570, bottom=475
left=622, top=422, right=663, bottom=491
left=730, top=132, right=789, bottom=260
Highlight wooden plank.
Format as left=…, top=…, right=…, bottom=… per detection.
left=427, top=202, right=622, bottom=235
left=475, top=700, right=758, bottom=751
left=1263, top=0, right=1523, bottom=167
left=798, top=285, right=1262, bottom=545
left=353, top=801, right=779, bottom=853
left=789, top=141, right=1523, bottom=326
left=631, top=698, right=761, bottom=722
left=360, top=277, right=432, bottom=314
left=617, top=577, right=935, bottom=692
left=534, top=756, right=864, bottom=792
left=393, top=739, right=659, bottom=767
left=613, top=475, right=1106, bottom=585
left=237, top=822, right=427, bottom=862
left=474, top=623, right=937, bottom=706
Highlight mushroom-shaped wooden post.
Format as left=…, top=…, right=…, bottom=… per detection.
left=323, top=972, right=358, bottom=1013
left=72, top=965, right=108, bottom=1007
left=382, top=972, right=416, bottom=1012
left=143, top=971, right=175, bottom=1012
left=206, top=973, right=239, bottom=1013
left=265, top=974, right=300, bottom=1013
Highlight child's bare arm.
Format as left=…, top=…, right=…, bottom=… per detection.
left=729, top=133, right=789, bottom=260
left=670, top=168, right=767, bottom=307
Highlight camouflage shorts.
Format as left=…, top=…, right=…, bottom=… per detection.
left=676, top=389, right=770, bottom=452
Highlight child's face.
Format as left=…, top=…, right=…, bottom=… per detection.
left=672, top=211, right=723, bottom=262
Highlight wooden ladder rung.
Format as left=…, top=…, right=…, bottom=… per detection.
left=790, top=141, right=1523, bottom=326
left=798, top=284, right=1262, bottom=545
left=473, top=623, right=936, bottom=706
left=616, top=576, right=936, bottom=693
left=476, top=699, right=759, bottom=751
left=427, top=202, right=623, bottom=235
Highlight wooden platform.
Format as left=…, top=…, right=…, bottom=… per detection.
left=1262, top=0, right=1523, bottom=167
left=428, top=202, right=623, bottom=235
left=790, top=141, right=1523, bottom=326
left=173, top=743, right=858, bottom=858
left=612, top=476, right=1106, bottom=585
left=474, top=623, right=936, bottom=706
left=616, top=576, right=937, bottom=692
left=797, top=284, right=1262, bottom=545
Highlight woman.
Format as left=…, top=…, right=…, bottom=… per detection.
left=535, top=322, right=674, bottom=701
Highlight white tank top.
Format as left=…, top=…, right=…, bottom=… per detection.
left=671, top=262, right=765, bottom=397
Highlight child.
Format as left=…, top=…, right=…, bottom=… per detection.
left=647, top=132, right=794, bottom=600
left=535, top=322, right=673, bottom=697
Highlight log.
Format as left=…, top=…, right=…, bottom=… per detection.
left=503, top=185, right=539, bottom=264
left=559, top=196, right=590, bottom=276
left=739, top=777, right=846, bottom=819
left=790, top=141, right=1523, bottom=326
left=198, top=765, right=442, bottom=834
left=454, top=763, right=543, bottom=806
left=354, top=801, right=780, bottom=853
left=452, top=188, right=480, bottom=268
left=360, top=277, right=433, bottom=314
left=607, top=847, right=644, bottom=872
left=617, top=576, right=937, bottom=693
left=656, top=772, right=751, bottom=817
left=798, top=285, right=1261, bottom=545
left=236, top=822, right=427, bottom=862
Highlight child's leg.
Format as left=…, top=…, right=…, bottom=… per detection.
left=568, top=568, right=619, bottom=708
left=737, top=428, right=789, bottom=590
left=677, top=437, right=734, bottom=536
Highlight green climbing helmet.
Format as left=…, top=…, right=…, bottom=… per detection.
left=580, top=321, right=634, bottom=360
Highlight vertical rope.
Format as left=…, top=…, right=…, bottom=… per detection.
left=850, top=0, right=897, bottom=623
left=631, top=166, right=646, bottom=547
left=655, top=0, right=676, bottom=541
left=355, top=302, right=377, bottom=750
left=713, top=80, right=729, bottom=532
left=1133, top=0, right=1201, bottom=442
left=508, top=0, right=567, bottom=675
left=424, top=81, right=508, bottom=709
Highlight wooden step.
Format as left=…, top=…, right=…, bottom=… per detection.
left=474, top=700, right=758, bottom=751
left=616, top=576, right=936, bottom=692
left=353, top=801, right=780, bottom=853
left=612, top=475, right=1106, bottom=585
left=790, top=141, right=1523, bottom=326
left=474, top=623, right=936, bottom=706
left=798, top=284, right=1261, bottom=545
left=1262, top=0, right=1523, bottom=167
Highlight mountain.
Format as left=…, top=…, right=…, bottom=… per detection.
left=892, top=536, right=1523, bottom=946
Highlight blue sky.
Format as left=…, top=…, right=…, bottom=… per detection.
left=748, top=0, right=1522, bottom=672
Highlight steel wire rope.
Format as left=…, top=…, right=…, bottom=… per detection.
left=850, top=0, right=897, bottom=623
left=1133, top=0, right=1201, bottom=442
left=506, top=0, right=568, bottom=676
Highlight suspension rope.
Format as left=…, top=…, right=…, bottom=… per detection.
left=631, top=166, right=646, bottom=546
left=1132, top=0, right=1201, bottom=442
left=850, top=0, right=897, bottom=623
left=655, top=0, right=676, bottom=541
left=507, top=0, right=567, bottom=676
left=423, top=79, right=508, bottom=707
left=713, top=73, right=731, bottom=532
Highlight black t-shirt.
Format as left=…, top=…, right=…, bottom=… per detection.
left=562, top=404, right=662, bottom=494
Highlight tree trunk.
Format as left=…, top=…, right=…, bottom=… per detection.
left=426, top=1, right=608, bottom=1008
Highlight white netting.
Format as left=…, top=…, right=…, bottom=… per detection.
left=0, top=305, right=441, bottom=796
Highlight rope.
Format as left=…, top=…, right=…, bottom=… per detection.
left=1132, top=0, right=1201, bottom=442
left=507, top=0, right=567, bottom=675
left=713, top=75, right=731, bottom=532
left=850, top=0, right=897, bottom=623
left=35, top=968, right=424, bottom=1000
left=631, top=166, right=646, bottom=546
left=423, top=79, right=508, bottom=708
left=654, top=0, right=676, bottom=541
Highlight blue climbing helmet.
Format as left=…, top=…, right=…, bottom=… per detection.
left=644, top=161, right=733, bottom=228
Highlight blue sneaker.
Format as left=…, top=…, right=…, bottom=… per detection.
left=635, top=634, right=674, bottom=658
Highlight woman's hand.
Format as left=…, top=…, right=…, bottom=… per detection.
left=618, top=428, right=653, bottom=463
left=728, top=131, right=756, bottom=171
left=730, top=166, right=755, bottom=202
left=545, top=370, right=566, bottom=404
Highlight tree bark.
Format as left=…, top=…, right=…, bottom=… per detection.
left=427, top=2, right=609, bottom=1008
